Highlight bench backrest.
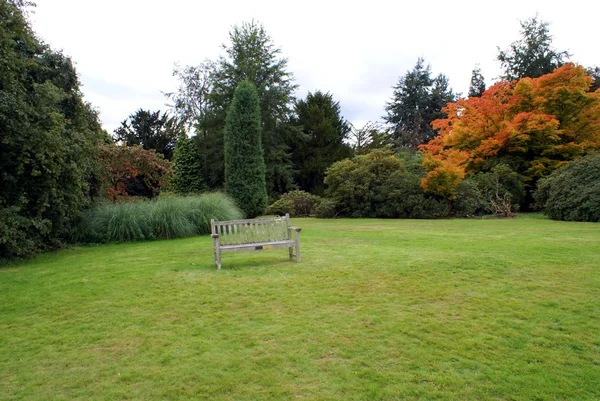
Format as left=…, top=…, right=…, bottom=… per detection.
left=211, top=214, right=291, bottom=246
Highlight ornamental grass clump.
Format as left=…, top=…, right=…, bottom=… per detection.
left=75, top=193, right=242, bottom=243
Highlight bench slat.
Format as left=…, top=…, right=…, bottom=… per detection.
left=219, top=240, right=295, bottom=253
left=213, top=216, right=287, bottom=225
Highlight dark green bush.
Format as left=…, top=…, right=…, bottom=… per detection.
left=1, top=2, right=106, bottom=259
left=312, top=199, right=338, bottom=218
left=265, top=198, right=295, bottom=217
left=171, top=136, right=204, bottom=194
left=75, top=193, right=243, bottom=243
left=324, top=150, right=446, bottom=218
left=266, top=190, right=321, bottom=217
left=454, top=178, right=487, bottom=217
left=453, top=165, right=525, bottom=217
left=535, top=153, right=600, bottom=222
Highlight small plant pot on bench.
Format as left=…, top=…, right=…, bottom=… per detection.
left=210, top=213, right=301, bottom=270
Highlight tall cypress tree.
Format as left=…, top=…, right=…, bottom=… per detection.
left=224, top=80, right=267, bottom=218
left=212, top=21, right=298, bottom=198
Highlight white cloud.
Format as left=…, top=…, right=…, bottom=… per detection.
left=30, top=0, right=600, bottom=133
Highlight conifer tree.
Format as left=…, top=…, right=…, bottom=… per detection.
left=383, top=58, right=455, bottom=149
left=224, top=80, right=267, bottom=218
left=213, top=21, right=298, bottom=197
left=171, top=136, right=205, bottom=194
left=468, top=65, right=486, bottom=97
left=291, top=91, right=353, bottom=195
left=497, top=15, right=570, bottom=81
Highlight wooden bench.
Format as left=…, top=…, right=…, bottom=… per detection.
left=210, top=213, right=301, bottom=270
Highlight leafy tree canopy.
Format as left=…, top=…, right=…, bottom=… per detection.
left=113, top=109, right=182, bottom=160
left=497, top=15, right=571, bottom=81
left=1, top=0, right=105, bottom=258
left=349, top=121, right=393, bottom=155
left=98, top=145, right=173, bottom=201
left=420, top=64, right=600, bottom=207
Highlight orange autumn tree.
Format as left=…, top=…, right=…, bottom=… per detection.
left=420, top=63, right=600, bottom=208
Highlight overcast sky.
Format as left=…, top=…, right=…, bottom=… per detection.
left=30, top=0, right=599, bottom=134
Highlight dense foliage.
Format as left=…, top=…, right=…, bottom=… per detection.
left=421, top=64, right=600, bottom=209
left=113, top=109, right=183, bottom=160
left=384, top=58, right=456, bottom=149
left=497, top=15, right=570, bottom=81
left=98, top=145, right=173, bottom=201
left=3, top=5, right=599, bottom=264
left=324, top=150, right=447, bottom=218
left=455, top=165, right=526, bottom=217
left=75, top=193, right=242, bottom=243
left=224, top=80, right=268, bottom=218
left=212, top=21, right=298, bottom=197
left=291, top=91, right=353, bottom=194
left=535, top=152, right=600, bottom=222
left=265, top=190, right=322, bottom=217
left=166, top=22, right=300, bottom=198
left=171, top=136, right=205, bottom=194
left=166, top=62, right=222, bottom=188
left=0, top=1, right=105, bottom=258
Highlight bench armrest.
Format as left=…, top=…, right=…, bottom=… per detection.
left=211, top=234, right=220, bottom=239
left=288, top=227, right=302, bottom=232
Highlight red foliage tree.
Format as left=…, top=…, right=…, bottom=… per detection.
left=420, top=63, right=600, bottom=204
left=98, top=145, right=173, bottom=201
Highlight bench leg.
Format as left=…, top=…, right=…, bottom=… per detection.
left=294, top=232, right=301, bottom=263
left=214, top=244, right=221, bottom=270
left=289, top=246, right=293, bottom=260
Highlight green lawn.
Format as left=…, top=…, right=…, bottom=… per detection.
left=1, top=216, right=599, bottom=400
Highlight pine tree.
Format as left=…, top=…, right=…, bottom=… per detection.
left=497, top=15, right=570, bottom=81
left=468, top=65, right=486, bottom=97
left=383, top=58, right=455, bottom=149
left=291, top=91, right=353, bottom=195
left=224, top=80, right=268, bottom=218
left=113, top=109, right=182, bottom=160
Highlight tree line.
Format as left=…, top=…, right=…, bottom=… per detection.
left=2, top=0, right=600, bottom=260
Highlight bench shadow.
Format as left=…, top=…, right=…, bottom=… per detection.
left=212, top=253, right=298, bottom=271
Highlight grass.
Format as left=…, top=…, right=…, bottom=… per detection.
left=75, top=193, right=242, bottom=243
left=1, top=216, right=599, bottom=400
